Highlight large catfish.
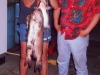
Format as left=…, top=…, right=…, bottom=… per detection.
left=24, top=9, right=44, bottom=72
left=24, top=0, right=51, bottom=72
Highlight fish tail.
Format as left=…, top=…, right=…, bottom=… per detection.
left=24, top=58, right=32, bottom=67
left=34, top=61, right=42, bottom=72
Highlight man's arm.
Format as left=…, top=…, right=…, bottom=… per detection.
left=80, top=14, right=100, bottom=37
left=49, top=0, right=58, bottom=9
left=22, top=0, right=36, bottom=8
left=53, top=7, right=61, bottom=32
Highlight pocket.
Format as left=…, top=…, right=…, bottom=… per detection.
left=78, top=35, right=89, bottom=42
left=79, top=35, right=86, bottom=38
left=57, top=31, right=60, bottom=35
left=79, top=34, right=89, bottom=38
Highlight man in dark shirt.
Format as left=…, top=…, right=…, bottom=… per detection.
left=18, top=0, right=58, bottom=75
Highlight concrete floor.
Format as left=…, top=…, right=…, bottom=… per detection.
left=0, top=40, right=100, bottom=75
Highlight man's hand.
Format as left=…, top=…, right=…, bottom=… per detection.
left=55, top=24, right=61, bottom=32
left=79, top=29, right=89, bottom=37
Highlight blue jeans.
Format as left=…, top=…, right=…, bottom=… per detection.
left=18, top=24, right=26, bottom=42
left=18, top=24, right=51, bottom=42
left=57, top=31, right=89, bottom=75
left=43, top=28, right=51, bottom=42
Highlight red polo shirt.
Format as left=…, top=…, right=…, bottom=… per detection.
left=58, top=0, right=100, bottom=40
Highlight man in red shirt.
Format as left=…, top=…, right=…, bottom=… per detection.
left=53, top=0, right=100, bottom=75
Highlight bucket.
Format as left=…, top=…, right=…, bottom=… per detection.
left=15, top=3, right=20, bottom=44
left=48, top=47, right=54, bottom=54
left=7, top=3, right=15, bottom=49
left=48, top=43, right=56, bottom=54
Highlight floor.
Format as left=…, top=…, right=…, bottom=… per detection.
left=0, top=41, right=100, bottom=75
left=0, top=22, right=100, bottom=75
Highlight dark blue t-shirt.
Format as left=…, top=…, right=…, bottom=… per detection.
left=18, top=0, right=37, bottom=24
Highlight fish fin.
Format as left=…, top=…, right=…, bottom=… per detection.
left=32, top=51, right=37, bottom=60
left=34, top=61, right=42, bottom=72
left=46, top=6, right=52, bottom=10
left=24, top=57, right=32, bottom=67
left=28, top=59, right=32, bottom=67
left=24, top=59, right=28, bottom=66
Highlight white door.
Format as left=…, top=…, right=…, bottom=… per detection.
left=0, top=0, right=7, bottom=54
